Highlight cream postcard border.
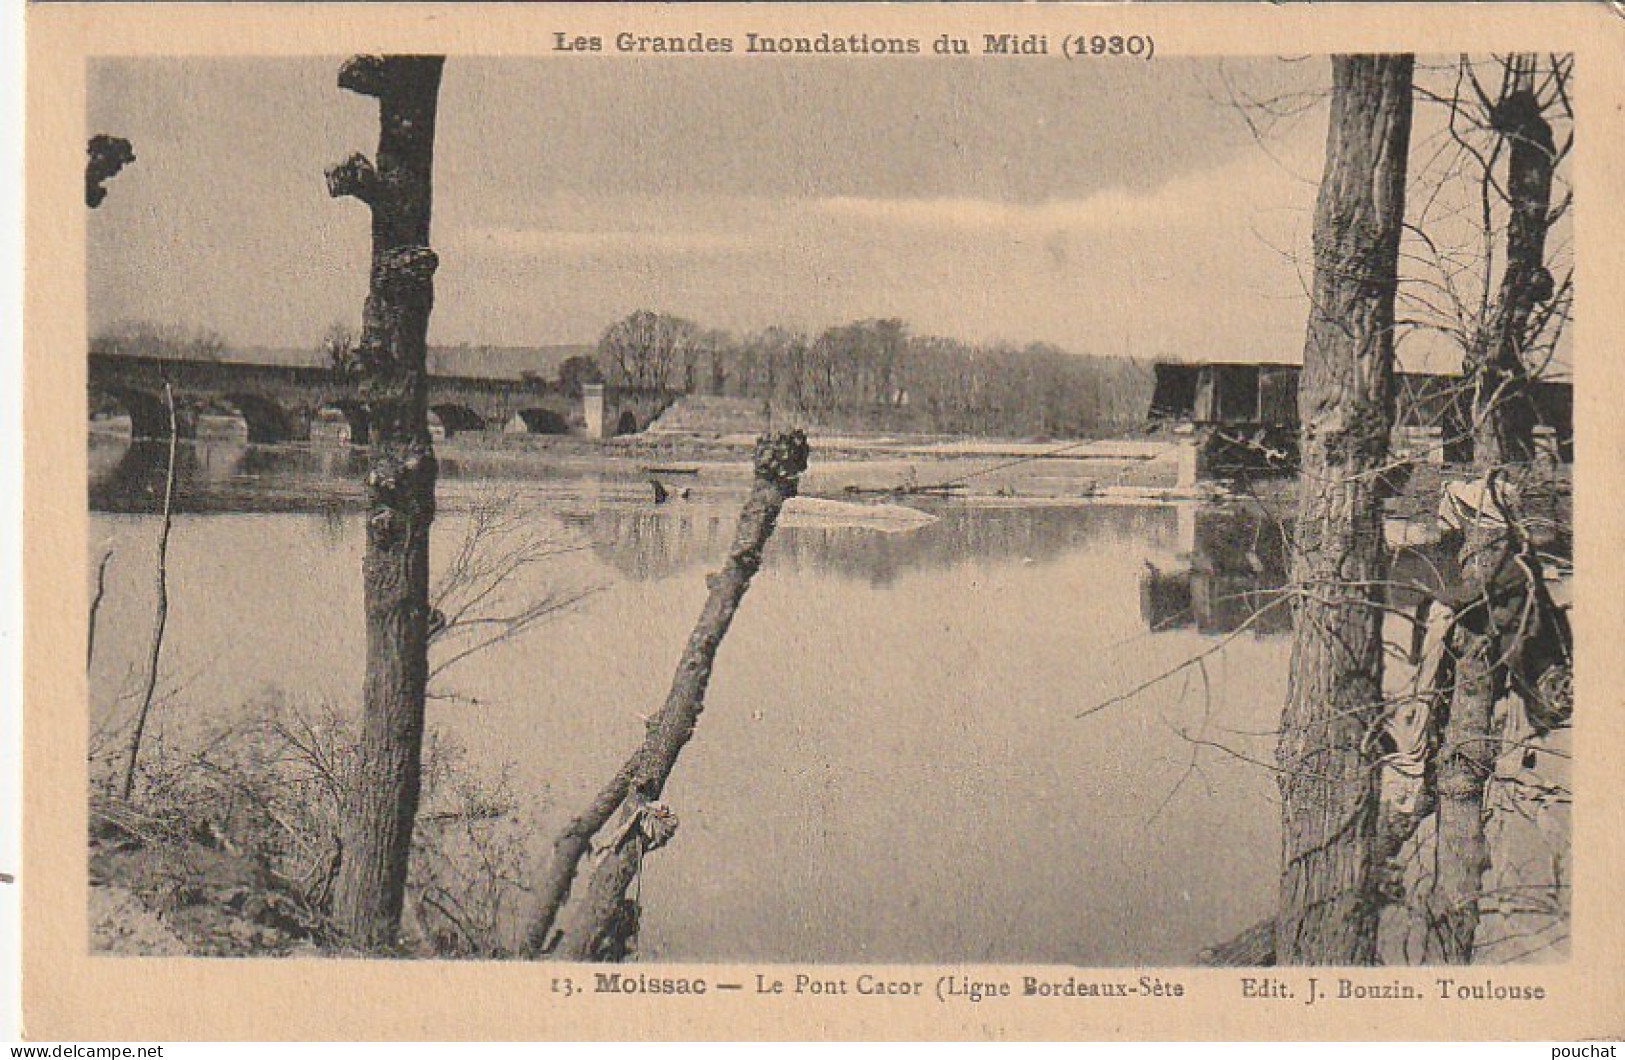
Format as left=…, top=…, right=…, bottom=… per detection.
left=22, top=1, right=1625, bottom=1041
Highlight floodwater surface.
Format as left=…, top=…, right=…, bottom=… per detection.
left=90, top=438, right=1295, bottom=964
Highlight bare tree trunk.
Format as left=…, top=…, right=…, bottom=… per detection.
left=119, top=382, right=177, bottom=801
left=526, top=432, right=810, bottom=960
left=325, top=54, right=445, bottom=949
left=1473, top=55, right=1556, bottom=473
left=1429, top=55, right=1560, bottom=964
left=1275, top=54, right=1413, bottom=965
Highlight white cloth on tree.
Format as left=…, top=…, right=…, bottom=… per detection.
left=1379, top=599, right=1454, bottom=813
left=1437, top=476, right=1512, bottom=535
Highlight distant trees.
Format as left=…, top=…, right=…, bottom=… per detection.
left=556, top=353, right=604, bottom=398
left=729, top=324, right=807, bottom=408
left=91, top=320, right=227, bottom=362
left=598, top=309, right=700, bottom=391
left=695, top=328, right=732, bottom=395
left=801, top=318, right=907, bottom=412
left=589, top=310, right=1152, bottom=438
left=889, top=336, right=1149, bottom=437
left=322, top=321, right=359, bottom=380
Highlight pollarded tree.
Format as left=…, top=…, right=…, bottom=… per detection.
left=1275, top=53, right=1414, bottom=965
left=1400, top=53, right=1573, bottom=964
left=323, top=53, right=446, bottom=949
left=1203, top=53, right=1573, bottom=966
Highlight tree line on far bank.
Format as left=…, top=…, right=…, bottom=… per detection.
left=579, top=310, right=1156, bottom=438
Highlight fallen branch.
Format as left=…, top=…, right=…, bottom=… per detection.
left=524, top=432, right=809, bottom=961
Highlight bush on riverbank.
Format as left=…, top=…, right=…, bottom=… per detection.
left=89, top=692, right=537, bottom=958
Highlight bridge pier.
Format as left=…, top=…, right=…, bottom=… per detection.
left=316, top=402, right=371, bottom=445
left=172, top=406, right=199, bottom=440
left=582, top=383, right=607, bottom=440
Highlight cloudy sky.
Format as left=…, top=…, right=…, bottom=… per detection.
left=89, top=55, right=1343, bottom=360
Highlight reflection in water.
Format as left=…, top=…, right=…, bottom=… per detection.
left=91, top=439, right=371, bottom=514
left=93, top=436, right=1343, bottom=619
left=94, top=438, right=1201, bottom=586
left=90, top=440, right=204, bottom=512
left=775, top=503, right=1182, bottom=588
left=578, top=501, right=1184, bottom=586
left=1139, top=506, right=1293, bottom=636
left=1139, top=505, right=1464, bottom=636
left=91, top=437, right=651, bottom=516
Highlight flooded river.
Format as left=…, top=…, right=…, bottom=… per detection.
left=90, top=437, right=1298, bottom=964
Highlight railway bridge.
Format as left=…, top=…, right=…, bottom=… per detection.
left=1149, top=361, right=1573, bottom=472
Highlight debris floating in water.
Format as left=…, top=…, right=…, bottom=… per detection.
left=842, top=483, right=965, bottom=498
left=780, top=496, right=937, bottom=533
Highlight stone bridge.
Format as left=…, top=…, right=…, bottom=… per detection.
left=88, top=353, right=676, bottom=444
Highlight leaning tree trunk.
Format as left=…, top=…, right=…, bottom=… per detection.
left=1275, top=54, right=1413, bottom=966
left=527, top=433, right=809, bottom=960
left=325, top=54, right=445, bottom=949
left=1430, top=55, right=1559, bottom=964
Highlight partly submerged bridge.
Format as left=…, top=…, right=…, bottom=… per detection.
left=88, top=352, right=676, bottom=443
left=1148, top=361, right=1574, bottom=469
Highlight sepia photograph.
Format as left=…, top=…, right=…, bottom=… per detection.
left=19, top=0, right=1625, bottom=1042
left=79, top=45, right=1575, bottom=969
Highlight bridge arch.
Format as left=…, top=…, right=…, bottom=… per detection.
left=429, top=403, right=487, bottom=437
left=614, top=409, right=641, bottom=436
left=222, top=392, right=297, bottom=444
left=509, top=408, right=570, bottom=435
left=92, top=384, right=178, bottom=439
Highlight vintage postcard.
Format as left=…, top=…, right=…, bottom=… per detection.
left=19, top=0, right=1625, bottom=1041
